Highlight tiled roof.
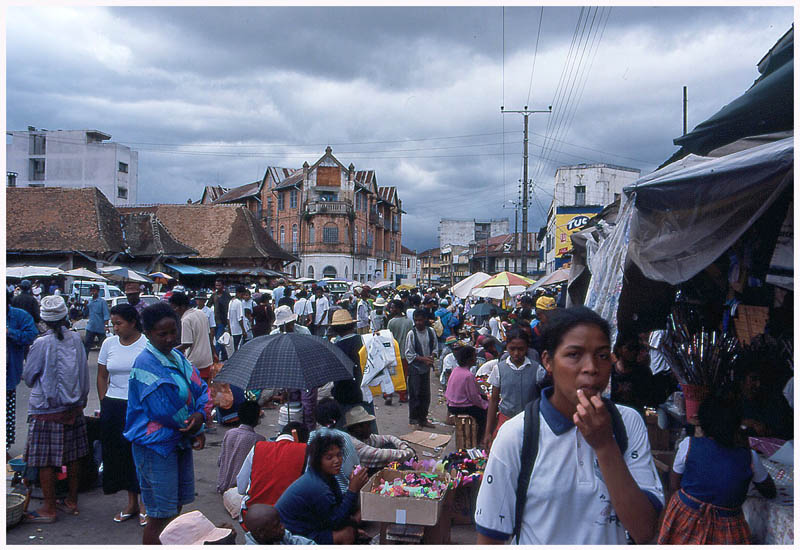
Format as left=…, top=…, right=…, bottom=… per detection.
left=200, top=185, right=228, bottom=204
left=274, top=171, right=304, bottom=189
left=418, top=247, right=440, bottom=257
left=212, top=181, right=261, bottom=203
left=401, top=245, right=416, bottom=255
left=6, top=187, right=125, bottom=254
left=473, top=233, right=517, bottom=254
left=118, top=204, right=297, bottom=262
left=120, top=213, right=198, bottom=257
left=354, top=170, right=375, bottom=186
left=267, top=166, right=298, bottom=186
left=377, top=186, right=397, bottom=204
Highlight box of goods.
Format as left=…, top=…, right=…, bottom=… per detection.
left=360, top=469, right=450, bottom=526
left=442, top=449, right=487, bottom=525
left=400, top=430, right=452, bottom=459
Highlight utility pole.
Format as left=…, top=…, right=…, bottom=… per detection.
left=502, top=104, right=551, bottom=275
left=683, top=86, right=688, bottom=135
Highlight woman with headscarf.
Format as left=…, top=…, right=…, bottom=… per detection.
left=23, top=295, right=90, bottom=522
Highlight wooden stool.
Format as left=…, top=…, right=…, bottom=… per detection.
left=454, top=415, right=478, bottom=449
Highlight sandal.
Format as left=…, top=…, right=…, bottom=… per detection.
left=56, top=498, right=79, bottom=516
left=139, top=513, right=148, bottom=527
left=114, top=510, right=139, bottom=523
left=25, top=510, right=57, bottom=523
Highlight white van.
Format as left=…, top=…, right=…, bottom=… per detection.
left=70, top=281, right=124, bottom=301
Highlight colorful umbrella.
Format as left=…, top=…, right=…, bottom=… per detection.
left=148, top=271, right=174, bottom=280
left=451, top=272, right=491, bottom=299
left=474, top=271, right=536, bottom=288
left=99, top=266, right=152, bottom=283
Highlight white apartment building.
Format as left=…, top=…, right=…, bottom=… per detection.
left=6, top=127, right=138, bottom=206
left=542, top=163, right=640, bottom=273
left=399, top=246, right=420, bottom=287
left=438, top=218, right=509, bottom=249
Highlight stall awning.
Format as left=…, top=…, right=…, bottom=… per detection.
left=211, top=266, right=285, bottom=277
left=164, top=263, right=216, bottom=276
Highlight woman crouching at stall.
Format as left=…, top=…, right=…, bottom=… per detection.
left=657, top=394, right=776, bottom=544
left=475, top=306, right=664, bottom=545
left=276, top=433, right=370, bottom=544
left=124, top=303, right=209, bottom=544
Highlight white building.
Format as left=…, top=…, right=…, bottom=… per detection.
left=438, top=218, right=509, bottom=249
left=399, top=245, right=420, bottom=286
left=6, top=127, right=138, bottom=206
left=542, top=163, right=640, bottom=273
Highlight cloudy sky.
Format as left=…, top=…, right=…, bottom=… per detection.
left=5, top=5, right=793, bottom=251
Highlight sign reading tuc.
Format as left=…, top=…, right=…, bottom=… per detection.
left=554, top=207, right=602, bottom=258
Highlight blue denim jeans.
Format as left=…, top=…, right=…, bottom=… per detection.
left=215, top=323, right=228, bottom=361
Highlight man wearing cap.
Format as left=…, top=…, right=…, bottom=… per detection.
left=369, top=296, right=387, bottom=332
left=530, top=295, right=557, bottom=356
left=344, top=405, right=414, bottom=472
left=12, top=279, right=41, bottom=326
left=270, top=305, right=311, bottom=335
left=84, top=284, right=110, bottom=356
left=124, top=282, right=147, bottom=316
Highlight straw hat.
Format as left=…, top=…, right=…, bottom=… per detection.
left=330, top=309, right=356, bottom=326
left=274, top=305, right=298, bottom=326
left=373, top=297, right=387, bottom=308
left=158, top=511, right=232, bottom=545
left=343, top=405, right=376, bottom=428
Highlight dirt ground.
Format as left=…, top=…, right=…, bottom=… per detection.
left=6, top=349, right=478, bottom=545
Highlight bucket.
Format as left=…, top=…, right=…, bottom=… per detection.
left=278, top=402, right=303, bottom=428
left=682, top=384, right=708, bottom=424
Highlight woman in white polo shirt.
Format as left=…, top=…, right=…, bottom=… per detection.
left=97, top=303, right=148, bottom=524
left=475, top=306, right=663, bottom=545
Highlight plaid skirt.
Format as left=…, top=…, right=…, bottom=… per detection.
left=657, top=489, right=751, bottom=544
left=25, top=414, right=89, bottom=468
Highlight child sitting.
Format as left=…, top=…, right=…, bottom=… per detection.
left=217, top=401, right=265, bottom=493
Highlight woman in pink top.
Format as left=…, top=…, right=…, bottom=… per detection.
left=444, top=345, right=489, bottom=437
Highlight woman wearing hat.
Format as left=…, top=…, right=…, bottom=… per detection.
left=22, top=296, right=90, bottom=522
left=369, top=296, right=387, bottom=332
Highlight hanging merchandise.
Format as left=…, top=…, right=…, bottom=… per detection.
left=360, top=330, right=396, bottom=401
left=359, top=330, right=406, bottom=398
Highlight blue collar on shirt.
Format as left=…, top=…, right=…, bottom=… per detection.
left=540, top=386, right=575, bottom=435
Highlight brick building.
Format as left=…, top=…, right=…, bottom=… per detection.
left=201, top=147, right=403, bottom=283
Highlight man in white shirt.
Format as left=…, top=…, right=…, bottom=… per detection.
left=292, top=290, right=313, bottom=327
left=312, top=286, right=329, bottom=338
left=228, top=286, right=247, bottom=351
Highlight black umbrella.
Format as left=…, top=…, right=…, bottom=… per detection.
left=214, top=333, right=355, bottom=391
left=468, top=302, right=500, bottom=318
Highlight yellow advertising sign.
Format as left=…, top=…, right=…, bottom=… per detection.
left=555, top=212, right=596, bottom=258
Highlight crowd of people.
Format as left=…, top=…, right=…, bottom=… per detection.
left=6, top=273, right=790, bottom=545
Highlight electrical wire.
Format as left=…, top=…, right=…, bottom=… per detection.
left=526, top=6, right=544, bottom=107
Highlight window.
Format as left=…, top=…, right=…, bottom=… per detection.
left=291, top=265, right=297, bottom=277
left=323, top=265, right=337, bottom=278
left=575, top=185, right=586, bottom=206
left=308, top=265, right=315, bottom=279
left=118, top=162, right=128, bottom=173
left=390, top=239, right=395, bottom=252
left=267, top=197, right=273, bottom=213
left=292, top=224, right=298, bottom=253
left=290, top=189, right=298, bottom=209
left=319, top=191, right=337, bottom=202
left=31, top=134, right=46, bottom=155
left=280, top=225, right=285, bottom=245
left=356, top=193, right=361, bottom=211
left=29, top=159, right=45, bottom=181
left=505, top=259, right=509, bottom=271
left=117, top=186, right=128, bottom=199
left=309, top=223, right=315, bottom=243
left=345, top=266, right=349, bottom=279
left=323, top=223, right=338, bottom=244
left=7, top=172, right=17, bottom=187
left=277, top=192, right=285, bottom=211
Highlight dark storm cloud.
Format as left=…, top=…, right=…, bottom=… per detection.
left=5, top=5, right=793, bottom=251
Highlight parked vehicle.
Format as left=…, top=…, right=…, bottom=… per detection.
left=70, top=280, right=123, bottom=301
left=104, top=295, right=161, bottom=335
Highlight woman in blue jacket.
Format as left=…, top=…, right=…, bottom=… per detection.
left=276, top=433, right=369, bottom=544
left=124, top=303, right=209, bottom=544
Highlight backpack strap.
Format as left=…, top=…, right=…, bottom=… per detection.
left=514, top=398, right=540, bottom=544
left=604, top=399, right=628, bottom=454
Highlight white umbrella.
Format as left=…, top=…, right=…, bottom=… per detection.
left=451, top=272, right=491, bottom=299
left=5, top=265, right=64, bottom=278
left=372, top=280, right=394, bottom=289
left=60, top=268, right=108, bottom=281
left=470, top=284, right=527, bottom=300
left=98, top=265, right=152, bottom=283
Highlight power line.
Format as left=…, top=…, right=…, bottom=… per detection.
left=526, top=6, right=545, bottom=107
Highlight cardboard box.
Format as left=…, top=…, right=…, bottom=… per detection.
left=360, top=469, right=450, bottom=526
left=400, top=430, right=452, bottom=459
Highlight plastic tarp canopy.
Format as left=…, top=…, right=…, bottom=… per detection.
left=623, top=137, right=793, bottom=286
left=451, top=272, right=491, bottom=299
left=527, top=267, right=570, bottom=291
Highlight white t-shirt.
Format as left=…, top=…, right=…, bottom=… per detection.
left=489, top=316, right=501, bottom=339
left=647, top=330, right=672, bottom=374
left=406, top=308, right=415, bottom=321
left=228, top=298, right=244, bottom=336
left=294, top=298, right=313, bottom=317
left=314, top=295, right=330, bottom=325
left=487, top=356, right=532, bottom=387
left=671, top=437, right=768, bottom=482
left=97, top=334, right=147, bottom=400
left=475, top=399, right=664, bottom=544
left=202, top=305, right=216, bottom=329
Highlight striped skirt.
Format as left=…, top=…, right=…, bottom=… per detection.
left=25, top=414, right=89, bottom=468
left=658, top=489, right=751, bottom=544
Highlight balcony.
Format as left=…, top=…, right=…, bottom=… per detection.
left=304, top=200, right=353, bottom=216
left=354, top=244, right=371, bottom=257
left=369, top=211, right=380, bottom=225
left=301, top=242, right=352, bottom=254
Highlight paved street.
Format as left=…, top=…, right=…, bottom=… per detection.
left=7, top=348, right=475, bottom=545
